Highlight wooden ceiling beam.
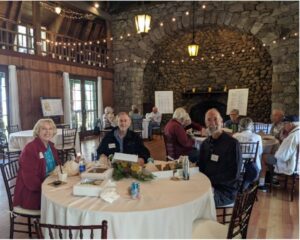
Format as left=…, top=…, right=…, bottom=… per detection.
left=15, top=1, right=23, bottom=23
left=63, top=2, right=111, bottom=21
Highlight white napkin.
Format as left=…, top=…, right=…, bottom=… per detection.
left=100, top=187, right=120, bottom=203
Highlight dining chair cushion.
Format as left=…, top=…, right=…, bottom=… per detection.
left=192, top=219, right=228, bottom=239
left=13, top=206, right=41, bottom=216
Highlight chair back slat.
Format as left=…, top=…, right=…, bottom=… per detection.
left=227, top=184, right=258, bottom=239
left=239, top=141, right=259, bottom=169
left=69, top=228, right=73, bottom=239
left=34, top=220, right=108, bottom=239
left=0, top=157, right=19, bottom=211
left=253, top=122, right=269, bottom=134
left=6, top=124, right=20, bottom=134
left=132, top=118, right=143, bottom=131
left=62, top=128, right=77, bottom=149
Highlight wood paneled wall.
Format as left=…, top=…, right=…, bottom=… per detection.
left=0, top=50, right=113, bottom=130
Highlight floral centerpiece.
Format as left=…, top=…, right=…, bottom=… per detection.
left=112, top=161, right=155, bottom=181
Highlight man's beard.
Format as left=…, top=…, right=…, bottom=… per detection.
left=207, top=126, right=219, bottom=136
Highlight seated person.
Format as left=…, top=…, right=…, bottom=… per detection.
left=102, top=106, right=116, bottom=129
left=224, top=109, right=240, bottom=133
left=129, top=104, right=140, bottom=117
left=147, top=106, right=162, bottom=140
left=164, top=107, right=200, bottom=163
left=233, top=117, right=263, bottom=171
left=130, top=108, right=143, bottom=131
left=97, top=112, right=150, bottom=166
left=13, top=119, right=61, bottom=210
left=198, top=108, right=242, bottom=207
left=270, top=109, right=285, bottom=141
left=259, top=116, right=299, bottom=192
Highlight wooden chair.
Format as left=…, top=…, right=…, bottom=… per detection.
left=253, top=122, right=269, bottom=134
left=6, top=124, right=20, bottom=135
left=193, top=184, right=258, bottom=239
left=56, top=128, right=77, bottom=164
left=34, top=219, right=108, bottom=239
left=151, top=124, right=163, bottom=139
left=98, top=118, right=112, bottom=142
left=131, top=118, right=143, bottom=138
left=1, top=157, right=40, bottom=238
left=269, top=144, right=299, bottom=201
left=217, top=141, right=259, bottom=224
left=0, top=131, right=21, bottom=163
left=163, top=134, right=175, bottom=161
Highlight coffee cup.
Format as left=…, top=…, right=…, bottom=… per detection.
left=58, top=172, right=68, bottom=182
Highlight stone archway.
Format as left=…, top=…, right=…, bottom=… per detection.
left=143, top=27, right=272, bottom=122
left=112, top=1, right=298, bottom=115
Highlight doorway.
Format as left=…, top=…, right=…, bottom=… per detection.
left=69, top=76, right=98, bottom=137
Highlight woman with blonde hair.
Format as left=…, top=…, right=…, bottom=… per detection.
left=13, top=118, right=61, bottom=210
left=164, top=108, right=200, bottom=162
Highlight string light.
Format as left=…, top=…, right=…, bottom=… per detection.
left=94, top=3, right=99, bottom=8
left=40, top=2, right=93, bottom=20
left=160, top=22, right=164, bottom=27
left=185, top=11, right=189, bottom=15
left=172, top=17, right=176, bottom=22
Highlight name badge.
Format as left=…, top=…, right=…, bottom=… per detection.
left=211, top=154, right=219, bottom=162
left=39, top=152, right=44, bottom=159
left=108, top=143, right=116, bottom=149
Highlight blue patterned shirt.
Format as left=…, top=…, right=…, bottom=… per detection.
left=44, top=145, right=56, bottom=176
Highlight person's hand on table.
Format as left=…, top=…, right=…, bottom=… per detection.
left=138, top=158, right=145, bottom=167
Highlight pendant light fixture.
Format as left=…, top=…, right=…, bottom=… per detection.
left=188, top=1, right=199, bottom=57
left=135, top=2, right=151, bottom=35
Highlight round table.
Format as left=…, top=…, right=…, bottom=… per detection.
left=262, top=137, right=280, bottom=154
left=41, top=173, right=216, bottom=238
left=8, top=129, right=80, bottom=152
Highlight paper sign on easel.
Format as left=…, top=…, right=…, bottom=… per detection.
left=226, top=89, right=249, bottom=116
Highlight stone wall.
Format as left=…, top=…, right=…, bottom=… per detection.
left=143, top=28, right=272, bottom=122
left=111, top=1, right=299, bottom=119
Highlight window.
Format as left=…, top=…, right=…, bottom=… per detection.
left=41, top=26, right=47, bottom=55
left=14, top=25, right=48, bottom=55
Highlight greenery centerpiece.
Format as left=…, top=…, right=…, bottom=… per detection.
left=108, top=154, right=155, bottom=181
left=112, top=161, right=155, bottom=181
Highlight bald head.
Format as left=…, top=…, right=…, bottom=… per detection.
left=271, top=109, right=284, bottom=124
left=205, top=108, right=223, bottom=135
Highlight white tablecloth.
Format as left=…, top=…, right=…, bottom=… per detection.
left=41, top=173, right=216, bottom=238
left=142, top=118, right=150, bottom=139
left=262, top=137, right=280, bottom=154
left=9, top=129, right=80, bottom=152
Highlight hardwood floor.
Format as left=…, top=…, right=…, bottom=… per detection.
left=0, top=135, right=298, bottom=238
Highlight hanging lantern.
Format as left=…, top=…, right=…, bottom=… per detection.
left=188, top=2, right=199, bottom=57
left=188, top=42, right=199, bottom=57
left=135, top=14, right=151, bottom=34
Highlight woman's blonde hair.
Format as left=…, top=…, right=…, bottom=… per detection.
left=173, top=107, right=187, bottom=122
left=33, top=118, right=57, bottom=137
